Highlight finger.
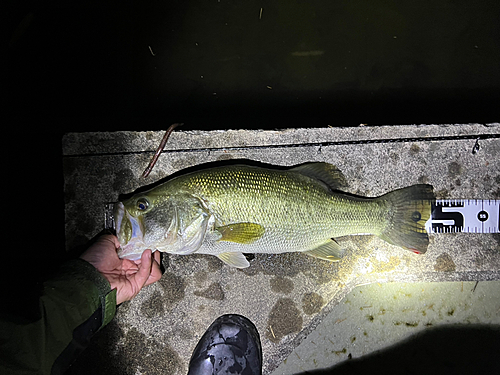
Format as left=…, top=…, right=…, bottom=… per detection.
left=93, top=235, right=121, bottom=259
left=134, top=249, right=153, bottom=288
left=144, top=251, right=162, bottom=286
left=121, top=259, right=140, bottom=276
left=96, top=234, right=120, bottom=247
left=153, top=250, right=161, bottom=266
left=80, top=234, right=120, bottom=267
left=106, top=234, right=121, bottom=249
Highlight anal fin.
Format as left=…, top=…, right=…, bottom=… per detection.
left=304, top=240, right=344, bottom=262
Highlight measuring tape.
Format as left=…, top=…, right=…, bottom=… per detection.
left=426, top=199, right=500, bottom=233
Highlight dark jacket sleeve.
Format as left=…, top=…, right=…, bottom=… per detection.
left=0, top=259, right=117, bottom=375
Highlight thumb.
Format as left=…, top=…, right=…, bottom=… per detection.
left=135, top=249, right=153, bottom=288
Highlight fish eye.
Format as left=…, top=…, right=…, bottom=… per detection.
left=137, top=198, right=149, bottom=211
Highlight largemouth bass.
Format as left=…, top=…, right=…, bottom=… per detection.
left=114, top=163, right=434, bottom=267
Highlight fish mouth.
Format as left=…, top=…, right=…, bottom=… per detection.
left=114, top=202, right=148, bottom=260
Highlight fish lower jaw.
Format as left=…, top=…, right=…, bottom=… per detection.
left=117, top=238, right=150, bottom=260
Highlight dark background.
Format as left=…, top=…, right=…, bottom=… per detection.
left=6, top=0, right=500, bottom=132
left=4, top=0, right=500, bottom=372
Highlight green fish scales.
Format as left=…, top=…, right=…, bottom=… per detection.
left=184, top=167, right=383, bottom=249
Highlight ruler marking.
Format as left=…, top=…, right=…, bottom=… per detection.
left=482, top=200, right=484, bottom=233
left=429, top=199, right=499, bottom=234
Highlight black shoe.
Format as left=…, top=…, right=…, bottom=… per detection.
left=187, top=314, right=262, bottom=375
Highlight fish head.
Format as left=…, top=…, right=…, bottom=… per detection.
left=114, top=192, right=175, bottom=260
left=114, top=192, right=211, bottom=260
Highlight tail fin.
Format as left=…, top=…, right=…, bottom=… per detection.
left=378, top=184, right=435, bottom=254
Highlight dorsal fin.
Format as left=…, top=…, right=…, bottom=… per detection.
left=291, top=163, right=347, bottom=190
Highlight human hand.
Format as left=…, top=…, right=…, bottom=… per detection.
left=80, top=234, right=162, bottom=305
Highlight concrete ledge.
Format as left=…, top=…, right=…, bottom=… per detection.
left=64, top=124, right=499, bottom=374
left=62, top=123, right=499, bottom=155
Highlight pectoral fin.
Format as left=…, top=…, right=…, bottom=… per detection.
left=304, top=239, right=344, bottom=262
left=216, top=223, right=265, bottom=244
left=217, top=252, right=250, bottom=268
